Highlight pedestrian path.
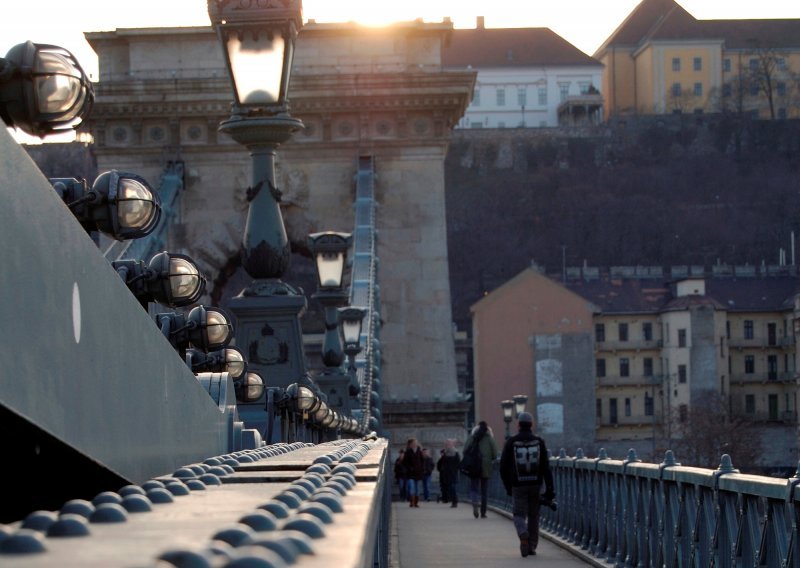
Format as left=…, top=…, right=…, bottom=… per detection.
left=389, top=498, right=601, bottom=567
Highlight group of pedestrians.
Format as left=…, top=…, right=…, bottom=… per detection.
left=392, top=414, right=556, bottom=558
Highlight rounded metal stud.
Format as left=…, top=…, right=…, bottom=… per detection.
left=118, top=485, right=147, bottom=497
left=59, top=499, right=95, bottom=519
left=308, top=491, right=343, bottom=513
left=296, top=502, right=334, bottom=524
left=92, top=491, right=123, bottom=506
left=277, top=529, right=314, bottom=555
left=238, top=511, right=278, bottom=533
left=199, top=473, right=222, bottom=486
left=21, top=510, right=58, bottom=532
left=257, top=502, right=290, bottom=519
left=0, top=529, right=46, bottom=554
left=250, top=536, right=299, bottom=564
left=148, top=487, right=175, bottom=504
left=121, top=494, right=153, bottom=513
left=212, top=525, right=256, bottom=548
left=165, top=481, right=191, bottom=496
left=158, top=549, right=216, bottom=568
left=46, top=514, right=91, bottom=537
left=89, top=503, right=128, bottom=524
left=273, top=492, right=302, bottom=510
left=142, top=480, right=167, bottom=491
left=222, top=546, right=287, bottom=567
left=282, top=513, right=326, bottom=539
left=186, top=479, right=207, bottom=491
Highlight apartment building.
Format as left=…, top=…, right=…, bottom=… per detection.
left=471, top=264, right=800, bottom=468
left=443, top=18, right=604, bottom=128
left=596, top=0, right=800, bottom=118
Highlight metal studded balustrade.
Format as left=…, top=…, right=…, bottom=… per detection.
left=0, top=438, right=389, bottom=567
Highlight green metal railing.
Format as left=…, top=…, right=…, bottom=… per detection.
left=471, top=447, right=800, bottom=568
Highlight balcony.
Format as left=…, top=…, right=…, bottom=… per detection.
left=730, top=372, right=797, bottom=385
left=597, top=374, right=664, bottom=387
left=728, top=336, right=795, bottom=350
left=733, top=411, right=797, bottom=424
left=595, top=339, right=663, bottom=352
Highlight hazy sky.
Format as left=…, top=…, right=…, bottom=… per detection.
left=3, top=0, right=799, bottom=142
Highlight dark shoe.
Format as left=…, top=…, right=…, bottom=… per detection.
left=481, top=513, right=487, bottom=518
left=519, top=532, right=530, bottom=558
left=450, top=502, right=457, bottom=508
left=473, top=504, right=479, bottom=518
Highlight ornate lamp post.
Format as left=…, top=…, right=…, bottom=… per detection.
left=309, top=232, right=358, bottom=438
left=512, top=394, right=528, bottom=419
left=208, top=0, right=306, bottom=439
left=501, top=399, right=514, bottom=440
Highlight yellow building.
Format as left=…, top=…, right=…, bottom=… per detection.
left=471, top=264, right=800, bottom=468
left=595, top=0, right=800, bottom=118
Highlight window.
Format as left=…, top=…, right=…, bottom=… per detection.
left=744, top=320, right=754, bottom=339
left=750, top=109, right=760, bottom=120
left=768, top=323, right=777, bottom=346
left=720, top=336, right=725, bottom=357
left=620, top=358, right=630, bottom=377
left=745, top=394, right=755, bottom=414
left=777, top=57, right=787, bottom=70
left=745, top=355, right=755, bottom=374
left=596, top=398, right=602, bottom=419
left=496, top=88, right=506, bottom=107
left=473, top=87, right=480, bottom=106
left=777, top=82, right=786, bottom=97
left=694, top=82, right=703, bottom=97
left=559, top=83, right=570, bottom=102
left=678, top=364, right=687, bottom=383
left=538, top=86, right=547, bottom=106
left=693, top=57, right=702, bottom=71
left=726, top=321, right=730, bottom=339
left=679, top=404, right=688, bottom=422
left=595, top=323, right=605, bottom=342
left=596, top=359, right=606, bottom=378
left=645, top=393, right=654, bottom=416
left=609, top=398, right=618, bottom=424
left=470, top=122, right=483, bottom=129
left=517, top=87, right=527, bottom=107
left=769, top=394, right=779, bottom=420
left=723, top=58, right=731, bottom=72
left=644, top=357, right=653, bottom=377
left=672, top=57, right=681, bottom=71
left=678, top=329, right=687, bottom=347
left=722, top=84, right=732, bottom=97
left=498, top=122, right=506, bottom=128
left=579, top=82, right=590, bottom=95
left=618, top=323, right=628, bottom=341
left=643, top=322, right=652, bottom=341
left=625, top=398, right=631, bottom=417
left=672, top=83, right=682, bottom=97
left=778, top=108, right=787, bottom=120
left=750, top=83, right=759, bottom=96
left=749, top=58, right=759, bottom=71
left=768, top=355, right=778, bottom=381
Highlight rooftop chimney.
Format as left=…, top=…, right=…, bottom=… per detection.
left=477, top=16, right=485, bottom=29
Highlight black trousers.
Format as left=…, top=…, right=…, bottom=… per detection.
left=511, top=485, right=542, bottom=548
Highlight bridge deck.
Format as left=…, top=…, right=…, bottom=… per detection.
left=389, top=498, right=602, bottom=567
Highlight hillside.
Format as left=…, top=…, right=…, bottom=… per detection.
left=445, top=116, right=800, bottom=329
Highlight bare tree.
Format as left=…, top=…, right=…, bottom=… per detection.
left=667, top=391, right=760, bottom=472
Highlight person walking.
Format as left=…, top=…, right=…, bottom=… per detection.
left=402, top=437, right=425, bottom=507
left=462, top=421, right=498, bottom=519
left=421, top=448, right=434, bottom=501
left=436, top=439, right=460, bottom=507
left=500, top=411, right=555, bottom=558
left=394, top=449, right=407, bottom=502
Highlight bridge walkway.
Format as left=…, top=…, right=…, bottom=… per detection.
left=389, top=498, right=603, bottom=567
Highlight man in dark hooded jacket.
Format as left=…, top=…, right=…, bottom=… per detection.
left=499, top=412, right=555, bottom=558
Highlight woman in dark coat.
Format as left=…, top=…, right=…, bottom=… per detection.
left=437, top=438, right=460, bottom=507
left=402, top=437, right=425, bottom=507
